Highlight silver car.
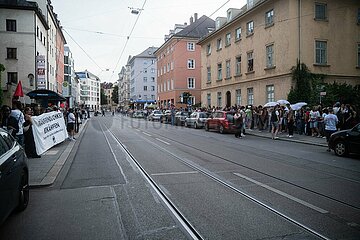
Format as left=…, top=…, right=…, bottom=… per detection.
left=184, top=112, right=209, bottom=129
left=147, top=110, right=164, bottom=122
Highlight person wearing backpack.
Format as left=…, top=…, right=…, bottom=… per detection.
left=271, top=105, right=280, bottom=139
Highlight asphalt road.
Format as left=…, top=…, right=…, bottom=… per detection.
left=1, top=114, right=359, bottom=240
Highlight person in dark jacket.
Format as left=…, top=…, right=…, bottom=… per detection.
left=1, top=105, right=19, bottom=138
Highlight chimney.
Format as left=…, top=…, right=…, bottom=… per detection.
left=194, top=13, right=198, bottom=21
left=190, top=16, right=193, bottom=24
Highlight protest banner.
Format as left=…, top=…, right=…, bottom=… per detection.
left=32, top=111, right=68, bottom=155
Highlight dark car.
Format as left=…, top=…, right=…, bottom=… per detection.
left=174, top=111, right=190, bottom=126
left=184, top=112, right=209, bottom=129
left=0, top=129, right=29, bottom=225
left=205, top=111, right=236, bottom=133
left=328, top=123, right=360, bottom=157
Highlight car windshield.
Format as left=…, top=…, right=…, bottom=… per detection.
left=153, top=111, right=161, bottom=114
left=199, top=113, right=208, bottom=118
left=226, top=113, right=234, bottom=122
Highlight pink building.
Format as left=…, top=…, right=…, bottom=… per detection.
left=155, top=14, right=214, bottom=109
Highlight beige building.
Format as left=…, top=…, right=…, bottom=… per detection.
left=199, top=0, right=360, bottom=108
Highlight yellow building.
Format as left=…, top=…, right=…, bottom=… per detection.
left=199, top=0, right=360, bottom=108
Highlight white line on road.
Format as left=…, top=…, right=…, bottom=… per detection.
left=142, top=132, right=152, bottom=136
left=151, top=171, right=199, bottom=176
left=233, top=172, right=328, bottom=214
left=155, top=138, right=170, bottom=145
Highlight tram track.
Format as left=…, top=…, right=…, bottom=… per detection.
left=101, top=119, right=335, bottom=240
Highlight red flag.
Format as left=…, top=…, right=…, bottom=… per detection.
left=13, top=81, right=24, bottom=97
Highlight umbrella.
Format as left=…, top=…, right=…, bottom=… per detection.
left=290, top=102, right=307, bottom=110
left=277, top=99, right=290, bottom=105
left=263, top=101, right=278, bottom=108
left=13, top=81, right=24, bottom=97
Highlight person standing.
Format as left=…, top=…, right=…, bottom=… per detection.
left=287, top=105, right=295, bottom=138
left=1, top=105, right=19, bottom=138
left=234, top=110, right=243, bottom=138
left=271, top=105, right=280, bottom=139
left=324, top=108, right=338, bottom=152
left=10, top=101, right=25, bottom=146
left=23, top=107, right=41, bottom=158
left=67, top=108, right=76, bottom=141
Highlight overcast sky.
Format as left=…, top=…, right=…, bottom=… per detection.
left=52, top=0, right=247, bottom=83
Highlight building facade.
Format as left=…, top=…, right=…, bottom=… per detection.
left=118, top=65, right=130, bottom=110
left=76, top=70, right=100, bottom=110
left=129, top=47, right=158, bottom=107
left=199, top=0, right=360, bottom=108
left=64, top=46, right=78, bottom=108
left=155, top=13, right=215, bottom=109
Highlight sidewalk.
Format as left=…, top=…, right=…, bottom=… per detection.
left=28, top=120, right=87, bottom=188
left=245, top=128, right=328, bottom=147
left=28, top=121, right=327, bottom=188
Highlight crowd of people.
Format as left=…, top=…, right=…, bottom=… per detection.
left=0, top=101, right=90, bottom=158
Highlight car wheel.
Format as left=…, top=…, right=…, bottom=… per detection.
left=334, top=141, right=348, bottom=157
left=205, top=123, right=209, bottom=131
left=16, top=170, right=29, bottom=212
left=219, top=125, right=224, bottom=134
left=194, top=122, right=198, bottom=129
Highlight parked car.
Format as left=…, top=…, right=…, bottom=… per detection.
left=328, top=123, right=360, bottom=157
left=0, top=129, right=29, bottom=225
left=174, top=111, right=191, bottom=126
left=205, top=111, right=236, bottom=133
left=184, top=112, right=209, bottom=129
left=147, top=110, right=164, bottom=122
left=132, top=111, right=145, bottom=119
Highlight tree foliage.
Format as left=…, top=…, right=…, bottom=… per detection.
left=100, top=88, right=107, bottom=105
left=111, top=85, right=119, bottom=104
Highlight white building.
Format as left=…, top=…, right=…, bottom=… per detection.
left=76, top=70, right=100, bottom=110
left=0, top=0, right=49, bottom=105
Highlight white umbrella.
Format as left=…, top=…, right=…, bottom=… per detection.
left=263, top=101, right=278, bottom=108
left=277, top=99, right=290, bottom=105
left=290, top=102, right=307, bottom=110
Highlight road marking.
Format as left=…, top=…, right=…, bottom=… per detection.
left=151, top=171, right=198, bottom=176
left=142, top=132, right=152, bottom=136
left=233, top=172, right=328, bottom=214
left=155, top=138, right=170, bottom=145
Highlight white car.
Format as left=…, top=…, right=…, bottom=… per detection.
left=147, top=110, right=164, bottom=122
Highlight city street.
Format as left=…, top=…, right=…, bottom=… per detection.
left=1, top=114, right=360, bottom=240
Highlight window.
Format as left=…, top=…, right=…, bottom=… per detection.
left=247, top=21, right=254, bottom=35
left=236, top=89, right=241, bottom=106
left=358, top=44, right=360, bottom=67
left=315, top=40, right=327, bottom=64
left=217, top=92, right=222, bottom=107
left=151, top=77, right=155, bottom=82
left=7, top=48, right=17, bottom=59
left=247, top=88, right=254, bottom=105
left=207, top=44, right=211, bottom=55
left=187, top=42, right=195, bottom=51
left=247, top=52, right=254, bottom=72
left=188, top=59, right=195, bottom=69
left=217, top=63, right=222, bottom=80
left=143, top=77, right=147, bottom=82
left=188, top=78, right=195, bottom=89
left=235, top=27, right=242, bottom=41
left=315, top=3, right=327, bottom=20
left=151, top=68, right=155, bottom=73
left=265, top=9, right=274, bottom=26
left=171, top=79, right=174, bottom=89
left=7, top=72, right=18, bottom=84
left=151, top=86, right=155, bottom=91
left=143, top=68, right=147, bottom=73
left=225, top=33, right=231, bottom=46
left=167, top=80, right=170, bottom=90
left=144, top=86, right=148, bottom=91
left=207, top=93, right=211, bottom=107
left=6, top=19, right=16, bottom=32
left=266, top=44, right=274, bottom=68
left=226, top=60, right=231, bottom=78
left=235, top=56, right=241, bottom=75
left=217, top=38, right=222, bottom=50
left=266, top=85, right=275, bottom=102
left=207, top=67, right=211, bottom=82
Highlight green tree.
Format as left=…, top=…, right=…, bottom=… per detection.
left=100, top=89, right=107, bottom=105
left=111, top=85, right=119, bottom=104
left=0, top=64, right=5, bottom=106
left=287, top=61, right=312, bottom=104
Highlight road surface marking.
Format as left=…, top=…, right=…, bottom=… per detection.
left=155, top=138, right=170, bottom=145
left=233, top=172, right=328, bottom=214
left=142, top=132, right=152, bottom=136
left=151, top=171, right=198, bottom=176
